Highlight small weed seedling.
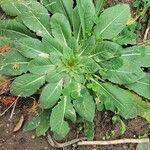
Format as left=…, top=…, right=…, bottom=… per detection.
left=0, top=0, right=150, bottom=140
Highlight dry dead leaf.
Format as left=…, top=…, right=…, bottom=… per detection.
left=0, top=96, right=16, bottom=105
left=26, top=100, right=39, bottom=114
left=95, top=97, right=100, bottom=105
left=0, top=45, right=11, bottom=53
left=13, top=114, right=25, bottom=132
left=0, top=75, right=11, bottom=94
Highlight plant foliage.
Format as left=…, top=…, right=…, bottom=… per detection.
left=0, top=0, right=150, bottom=140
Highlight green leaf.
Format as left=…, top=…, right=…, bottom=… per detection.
left=80, top=35, right=96, bottom=56
left=0, top=50, right=29, bottom=76
left=0, top=37, right=14, bottom=47
left=63, top=79, right=78, bottom=96
left=10, top=74, right=45, bottom=96
left=84, top=122, right=95, bottom=140
left=50, top=13, right=72, bottom=46
left=95, top=4, right=130, bottom=39
left=39, top=79, right=63, bottom=109
left=94, top=0, right=105, bottom=16
left=64, top=96, right=76, bottom=123
left=15, top=38, right=50, bottom=59
left=4, top=0, right=52, bottom=38
left=143, top=112, right=150, bottom=123
left=112, top=115, right=127, bottom=135
left=72, top=7, right=81, bottom=40
left=81, top=57, right=100, bottom=73
left=77, top=0, right=95, bottom=38
left=36, top=110, right=50, bottom=137
left=50, top=97, right=70, bottom=140
left=90, top=41, right=122, bottom=61
left=121, top=46, right=150, bottom=68
left=114, top=24, right=137, bottom=45
left=136, top=142, right=150, bottom=150
left=0, top=20, right=35, bottom=39
left=42, top=37, right=63, bottom=54
left=99, top=59, right=146, bottom=84
left=126, top=74, right=150, bottom=99
left=23, top=113, right=41, bottom=132
left=90, top=80, right=150, bottom=119
left=28, top=57, right=55, bottom=75
left=46, top=70, right=63, bottom=83
left=0, top=0, right=21, bottom=16
left=43, top=0, right=73, bottom=26
left=73, top=89, right=95, bottom=122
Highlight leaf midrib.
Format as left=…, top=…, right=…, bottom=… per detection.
left=99, top=7, right=128, bottom=35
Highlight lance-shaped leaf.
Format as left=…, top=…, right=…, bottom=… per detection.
left=136, top=142, right=150, bottom=150
left=77, top=0, right=95, bottom=38
left=84, top=122, right=95, bottom=140
left=3, top=0, right=52, bottom=38
left=23, top=113, right=41, bottom=132
left=126, top=74, right=150, bottom=99
left=73, top=89, right=95, bottom=122
left=94, top=0, right=105, bottom=16
left=43, top=0, right=73, bottom=26
left=0, top=0, right=21, bottom=16
left=15, top=38, right=50, bottom=59
left=36, top=110, right=50, bottom=137
left=0, top=0, right=37, bottom=16
left=99, top=59, right=146, bottom=84
left=90, top=80, right=150, bottom=119
left=121, top=45, right=150, bottom=68
left=90, top=41, right=122, bottom=61
left=50, top=97, right=70, bottom=140
left=10, top=74, right=45, bottom=96
left=42, top=37, right=63, bottom=54
left=81, top=57, right=100, bottom=73
left=64, top=96, right=76, bottom=123
left=39, top=79, right=63, bottom=109
left=72, top=7, right=81, bottom=40
left=95, top=4, right=130, bottom=39
left=28, top=57, right=56, bottom=75
left=50, top=13, right=72, bottom=46
left=0, top=20, right=35, bottom=39
left=0, top=50, right=29, bottom=76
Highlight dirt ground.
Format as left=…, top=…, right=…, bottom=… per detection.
left=0, top=0, right=150, bottom=150
left=0, top=98, right=150, bottom=150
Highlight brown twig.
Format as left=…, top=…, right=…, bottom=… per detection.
left=143, top=10, right=150, bottom=41
left=0, top=100, right=16, bottom=117
left=46, top=133, right=150, bottom=148
left=46, top=132, right=86, bottom=148
left=144, top=20, right=150, bottom=41
left=9, top=97, right=19, bottom=120
left=78, top=138, right=150, bottom=146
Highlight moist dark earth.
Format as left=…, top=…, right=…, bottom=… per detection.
left=0, top=0, right=150, bottom=150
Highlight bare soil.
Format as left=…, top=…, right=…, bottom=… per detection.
left=0, top=98, right=150, bottom=150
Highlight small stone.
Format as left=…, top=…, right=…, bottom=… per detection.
left=31, top=135, right=35, bottom=139
left=6, top=130, right=9, bottom=134
left=44, top=147, right=48, bottom=150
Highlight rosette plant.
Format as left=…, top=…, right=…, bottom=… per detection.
left=0, top=0, right=150, bottom=140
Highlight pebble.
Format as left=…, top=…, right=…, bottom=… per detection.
left=31, top=135, right=36, bottom=139
left=6, top=130, right=9, bottom=134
